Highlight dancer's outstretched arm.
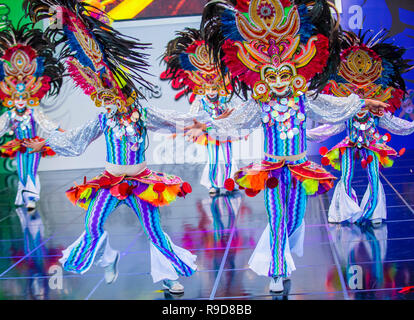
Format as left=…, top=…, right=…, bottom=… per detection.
left=0, top=111, right=11, bottom=138
left=378, top=112, right=414, bottom=135
left=23, top=115, right=103, bottom=156
left=32, top=108, right=64, bottom=135
left=305, top=92, right=388, bottom=124
left=306, top=123, right=346, bottom=142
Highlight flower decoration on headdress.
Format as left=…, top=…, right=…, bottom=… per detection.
left=0, top=24, right=64, bottom=108
left=24, top=0, right=153, bottom=115
left=161, top=28, right=232, bottom=103
left=323, top=30, right=412, bottom=114
left=202, top=0, right=340, bottom=102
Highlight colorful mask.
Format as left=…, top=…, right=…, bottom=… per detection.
left=0, top=44, right=51, bottom=109
left=212, top=0, right=333, bottom=102
left=323, top=31, right=409, bottom=114
left=161, top=29, right=232, bottom=103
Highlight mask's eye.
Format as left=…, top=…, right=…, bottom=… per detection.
left=266, top=74, right=277, bottom=81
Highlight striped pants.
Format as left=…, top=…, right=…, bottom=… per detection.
left=207, top=141, right=232, bottom=188
left=15, top=151, right=41, bottom=206
left=60, top=188, right=196, bottom=279
left=264, top=164, right=307, bottom=278
left=341, top=148, right=380, bottom=222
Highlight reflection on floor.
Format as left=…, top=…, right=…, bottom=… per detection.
left=1, top=152, right=414, bottom=300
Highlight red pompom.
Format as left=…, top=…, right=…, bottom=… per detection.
left=153, top=183, right=166, bottom=193
left=110, top=183, right=131, bottom=199
left=266, top=177, right=279, bottom=189
left=245, top=188, right=260, bottom=197
left=321, top=157, right=330, bottom=166
left=319, top=146, right=329, bottom=156
left=361, top=159, right=367, bottom=169
left=181, top=182, right=192, bottom=194
left=224, top=178, right=235, bottom=191
left=379, top=150, right=388, bottom=158
left=399, top=148, right=406, bottom=156
left=366, top=155, right=374, bottom=164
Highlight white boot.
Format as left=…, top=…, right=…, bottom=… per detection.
left=269, top=277, right=284, bottom=293
left=163, top=279, right=184, bottom=294
left=104, top=251, right=120, bottom=284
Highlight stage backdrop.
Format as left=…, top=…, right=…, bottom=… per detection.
left=38, top=0, right=414, bottom=172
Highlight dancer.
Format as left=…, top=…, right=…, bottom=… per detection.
left=161, top=28, right=240, bottom=195
left=184, top=0, right=391, bottom=293
left=23, top=0, right=197, bottom=294
left=307, top=30, right=414, bottom=225
left=0, top=23, right=64, bottom=210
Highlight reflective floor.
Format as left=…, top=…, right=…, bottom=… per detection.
left=1, top=152, right=414, bottom=300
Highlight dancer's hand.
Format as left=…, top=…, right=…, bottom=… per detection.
left=216, top=108, right=234, bottom=120
left=183, top=119, right=207, bottom=142
left=364, top=99, right=389, bottom=116
left=22, top=138, right=47, bottom=153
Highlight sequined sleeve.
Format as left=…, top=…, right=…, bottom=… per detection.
left=304, top=92, right=364, bottom=124
left=0, top=112, right=11, bottom=137
left=47, top=115, right=103, bottom=157
left=33, top=108, right=60, bottom=136
left=145, top=105, right=212, bottom=133
left=208, top=98, right=261, bottom=138
left=189, top=96, right=202, bottom=114
left=306, top=123, right=346, bottom=142
left=378, top=112, right=414, bottom=135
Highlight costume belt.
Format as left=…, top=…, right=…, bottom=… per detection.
left=264, top=151, right=307, bottom=162
left=105, top=161, right=147, bottom=177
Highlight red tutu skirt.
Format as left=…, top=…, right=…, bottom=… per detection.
left=321, top=136, right=402, bottom=171
left=66, top=168, right=192, bottom=209
left=228, top=159, right=336, bottom=197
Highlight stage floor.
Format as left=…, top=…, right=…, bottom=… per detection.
left=1, top=152, right=414, bottom=300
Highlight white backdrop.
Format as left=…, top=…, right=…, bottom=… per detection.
left=38, top=15, right=320, bottom=172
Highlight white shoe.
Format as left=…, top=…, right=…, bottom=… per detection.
left=371, top=218, right=382, bottom=226
left=163, top=279, right=184, bottom=294
left=269, top=277, right=284, bottom=293
left=104, top=251, right=120, bottom=284
left=209, top=187, right=220, bottom=196
left=26, top=200, right=36, bottom=209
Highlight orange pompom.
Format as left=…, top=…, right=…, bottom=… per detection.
left=224, top=178, right=235, bottom=191
left=319, top=146, right=328, bottom=156
left=399, top=148, right=406, bottom=156
left=321, top=157, right=330, bottom=166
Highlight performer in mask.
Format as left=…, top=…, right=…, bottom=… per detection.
left=183, top=0, right=390, bottom=293
left=161, top=28, right=241, bottom=195
left=23, top=0, right=197, bottom=294
left=0, top=23, right=64, bottom=211
left=307, top=30, right=414, bottom=225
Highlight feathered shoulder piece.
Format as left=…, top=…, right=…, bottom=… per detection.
left=160, top=28, right=232, bottom=103
left=24, top=0, right=153, bottom=114
left=323, top=29, right=413, bottom=114
left=201, top=0, right=341, bottom=102
left=0, top=23, right=65, bottom=108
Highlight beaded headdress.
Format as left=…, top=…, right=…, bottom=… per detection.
left=202, top=0, right=341, bottom=102
left=0, top=24, right=64, bottom=108
left=24, top=0, right=153, bottom=114
left=323, top=30, right=412, bottom=114
left=161, top=28, right=232, bottom=103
